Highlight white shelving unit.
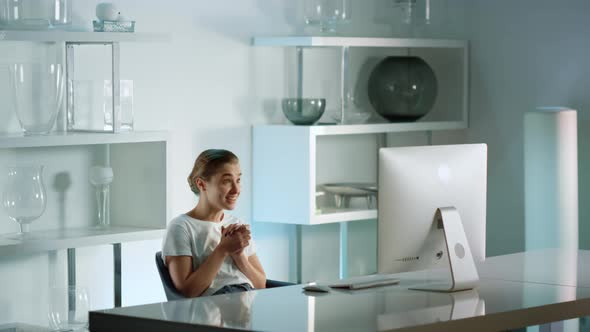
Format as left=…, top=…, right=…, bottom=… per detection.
left=253, top=36, right=469, bottom=226
left=0, top=132, right=168, bottom=307
left=0, top=30, right=169, bottom=312
left=252, top=36, right=469, bottom=282
left=253, top=122, right=463, bottom=226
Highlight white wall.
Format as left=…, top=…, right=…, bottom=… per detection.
left=6, top=0, right=590, bottom=327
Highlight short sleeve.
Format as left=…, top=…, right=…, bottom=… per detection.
left=162, top=222, right=192, bottom=264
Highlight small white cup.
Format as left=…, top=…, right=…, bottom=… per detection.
left=96, top=3, right=119, bottom=21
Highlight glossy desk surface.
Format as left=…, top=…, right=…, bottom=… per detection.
left=478, top=248, right=590, bottom=288
left=90, top=250, right=590, bottom=332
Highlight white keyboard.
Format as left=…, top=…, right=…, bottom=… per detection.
left=328, top=274, right=400, bottom=290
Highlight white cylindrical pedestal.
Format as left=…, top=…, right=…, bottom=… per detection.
left=524, top=107, right=578, bottom=251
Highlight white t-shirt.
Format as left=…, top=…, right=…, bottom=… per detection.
left=161, top=213, right=256, bottom=296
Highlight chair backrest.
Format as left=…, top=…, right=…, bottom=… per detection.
left=155, top=251, right=185, bottom=301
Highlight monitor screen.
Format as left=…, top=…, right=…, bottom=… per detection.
left=377, top=144, right=487, bottom=274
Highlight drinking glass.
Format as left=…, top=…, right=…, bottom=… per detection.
left=89, top=166, right=113, bottom=228
left=9, top=63, right=64, bottom=135
left=2, top=165, right=47, bottom=238
left=304, top=0, right=351, bottom=33
left=48, top=286, right=90, bottom=332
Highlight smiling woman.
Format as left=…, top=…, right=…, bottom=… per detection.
left=161, top=149, right=267, bottom=297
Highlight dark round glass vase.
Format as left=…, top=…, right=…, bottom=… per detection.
left=367, top=56, right=437, bottom=122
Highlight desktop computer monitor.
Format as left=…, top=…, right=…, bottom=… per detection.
left=377, top=144, right=487, bottom=287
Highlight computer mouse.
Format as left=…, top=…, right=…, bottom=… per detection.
left=303, top=284, right=331, bottom=293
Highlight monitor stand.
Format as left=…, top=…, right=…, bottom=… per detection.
left=410, top=207, right=480, bottom=293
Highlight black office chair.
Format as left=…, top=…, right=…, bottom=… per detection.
left=155, top=251, right=294, bottom=301
left=155, top=251, right=185, bottom=301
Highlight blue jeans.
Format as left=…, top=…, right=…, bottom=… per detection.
left=212, top=283, right=254, bottom=296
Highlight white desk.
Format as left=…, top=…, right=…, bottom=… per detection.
left=89, top=250, right=590, bottom=332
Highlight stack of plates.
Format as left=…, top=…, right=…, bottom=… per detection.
left=321, top=183, right=377, bottom=209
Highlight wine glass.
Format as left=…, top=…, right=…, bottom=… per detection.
left=2, top=165, right=47, bottom=238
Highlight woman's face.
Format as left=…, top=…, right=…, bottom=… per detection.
left=201, top=162, right=241, bottom=210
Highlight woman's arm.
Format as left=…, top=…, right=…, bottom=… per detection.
left=232, top=253, right=267, bottom=289
left=167, top=225, right=246, bottom=297
left=166, top=247, right=228, bottom=298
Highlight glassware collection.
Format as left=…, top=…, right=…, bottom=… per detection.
left=277, top=0, right=439, bottom=126
left=0, top=2, right=135, bottom=243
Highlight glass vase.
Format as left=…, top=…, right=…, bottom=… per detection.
left=9, top=63, right=64, bottom=135
left=48, top=285, right=90, bottom=332
left=2, top=165, right=47, bottom=238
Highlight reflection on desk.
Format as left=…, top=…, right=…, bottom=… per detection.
left=159, top=291, right=256, bottom=329
left=376, top=289, right=484, bottom=331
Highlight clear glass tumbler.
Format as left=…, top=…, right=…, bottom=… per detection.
left=2, top=165, right=47, bottom=238
left=304, top=0, right=352, bottom=33
left=9, top=63, right=64, bottom=135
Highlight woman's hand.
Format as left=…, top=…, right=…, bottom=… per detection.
left=219, top=224, right=251, bottom=255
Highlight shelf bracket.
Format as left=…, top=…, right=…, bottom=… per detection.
left=339, top=222, right=348, bottom=279
left=295, top=225, right=302, bottom=283
left=339, top=46, right=350, bottom=124
left=67, top=248, right=76, bottom=320
left=113, top=243, right=122, bottom=307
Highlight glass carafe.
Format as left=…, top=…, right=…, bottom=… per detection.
left=2, top=165, right=47, bottom=237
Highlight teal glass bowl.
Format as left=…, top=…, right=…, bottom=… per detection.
left=281, top=98, right=326, bottom=125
